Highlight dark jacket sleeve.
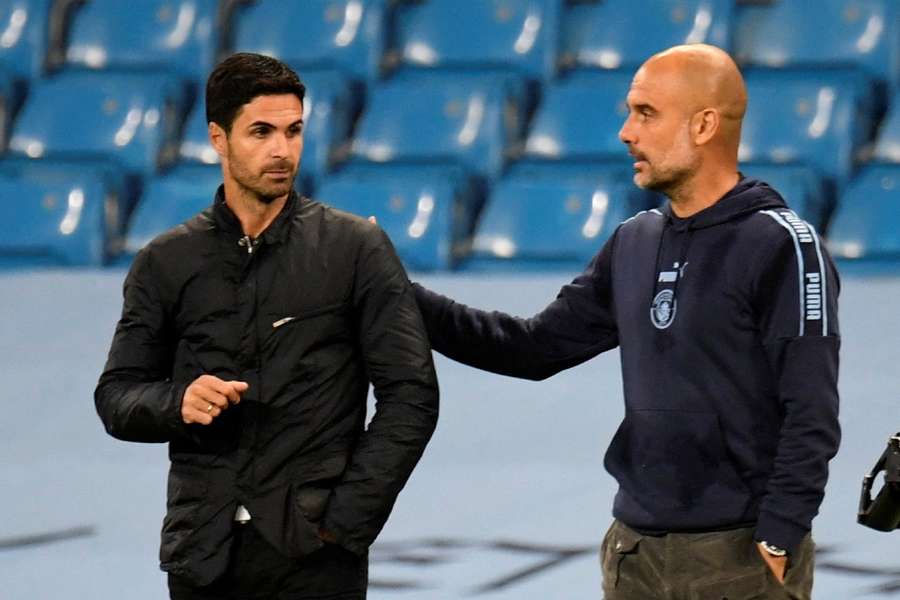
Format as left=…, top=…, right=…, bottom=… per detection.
left=752, top=233, right=841, bottom=555
left=321, top=227, right=439, bottom=555
left=413, top=234, right=620, bottom=380
left=94, top=247, right=191, bottom=443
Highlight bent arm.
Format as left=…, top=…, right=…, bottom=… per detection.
left=322, top=227, right=439, bottom=555
left=753, top=234, right=841, bottom=555
left=94, top=249, right=190, bottom=443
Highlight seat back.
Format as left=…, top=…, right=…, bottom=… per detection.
left=351, top=73, right=524, bottom=181
left=828, top=165, right=900, bottom=259
left=740, top=68, right=875, bottom=185
left=563, top=0, right=734, bottom=71
left=125, top=165, right=221, bottom=254
left=0, top=167, right=114, bottom=266
left=64, top=0, right=219, bottom=80
left=9, top=71, right=189, bottom=175
left=523, top=71, right=633, bottom=162
left=231, top=0, right=388, bottom=82
left=736, top=0, right=900, bottom=89
left=394, top=0, right=560, bottom=81
left=0, top=0, right=53, bottom=79
left=318, top=165, right=479, bottom=270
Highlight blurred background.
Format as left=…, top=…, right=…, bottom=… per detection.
left=0, top=0, right=898, bottom=598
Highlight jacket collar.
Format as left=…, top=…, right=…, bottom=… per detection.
left=212, top=185, right=299, bottom=245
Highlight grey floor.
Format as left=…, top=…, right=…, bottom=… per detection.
left=1, top=269, right=898, bottom=599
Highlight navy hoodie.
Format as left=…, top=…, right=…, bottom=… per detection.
left=413, top=177, right=840, bottom=555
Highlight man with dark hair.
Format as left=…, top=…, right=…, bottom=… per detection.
left=95, top=52, right=439, bottom=599
left=412, top=45, right=840, bottom=599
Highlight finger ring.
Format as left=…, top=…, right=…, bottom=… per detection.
left=206, top=403, right=214, bottom=413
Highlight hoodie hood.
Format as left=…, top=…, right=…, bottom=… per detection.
left=661, top=177, right=788, bottom=231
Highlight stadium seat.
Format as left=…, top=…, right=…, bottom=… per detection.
left=739, top=68, right=876, bottom=187
left=562, top=0, right=734, bottom=72
left=467, top=168, right=656, bottom=270
left=316, top=165, right=481, bottom=271
left=393, top=0, right=561, bottom=81
left=0, top=165, right=120, bottom=266
left=178, top=68, right=355, bottom=192
left=350, top=72, right=526, bottom=182
left=828, top=165, right=900, bottom=259
left=0, top=0, right=54, bottom=79
left=125, top=164, right=221, bottom=255
left=231, top=0, right=388, bottom=83
left=521, top=70, right=633, bottom=164
left=735, top=0, right=900, bottom=90
left=64, top=0, right=219, bottom=80
left=740, top=165, right=829, bottom=231
left=873, top=94, right=900, bottom=163
left=8, top=71, right=190, bottom=176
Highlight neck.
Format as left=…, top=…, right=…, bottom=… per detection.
left=667, top=168, right=740, bottom=218
left=222, top=179, right=288, bottom=238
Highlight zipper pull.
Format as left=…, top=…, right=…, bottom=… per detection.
left=238, top=235, right=254, bottom=255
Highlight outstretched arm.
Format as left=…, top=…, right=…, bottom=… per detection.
left=414, top=234, right=620, bottom=380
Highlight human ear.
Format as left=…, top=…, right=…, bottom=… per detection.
left=692, top=109, right=719, bottom=146
left=208, top=122, right=228, bottom=158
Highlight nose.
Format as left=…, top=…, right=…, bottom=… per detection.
left=270, top=133, right=289, bottom=159
left=619, top=116, right=634, bottom=145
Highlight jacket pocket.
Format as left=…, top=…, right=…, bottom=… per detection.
left=270, top=301, right=349, bottom=330
left=689, top=569, right=769, bottom=599
left=604, top=409, right=749, bottom=514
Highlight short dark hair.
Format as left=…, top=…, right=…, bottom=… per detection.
left=205, top=53, right=306, bottom=133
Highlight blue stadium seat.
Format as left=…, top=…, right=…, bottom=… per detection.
left=8, top=71, right=189, bottom=176
left=350, top=72, right=526, bottom=182
left=740, top=165, right=829, bottom=231
left=178, top=101, right=217, bottom=165
left=178, top=68, right=355, bottom=192
left=740, top=68, right=876, bottom=187
left=317, top=165, right=481, bottom=271
left=125, top=164, right=221, bottom=255
left=562, top=0, right=734, bottom=71
left=873, top=95, right=900, bottom=163
left=393, top=0, right=560, bottom=81
left=231, top=0, right=388, bottom=83
left=467, top=168, right=656, bottom=270
left=521, top=70, right=633, bottom=164
left=0, top=0, right=54, bottom=79
left=0, top=165, right=120, bottom=266
left=64, top=0, right=219, bottom=80
left=735, top=0, right=900, bottom=90
left=828, top=165, right=900, bottom=259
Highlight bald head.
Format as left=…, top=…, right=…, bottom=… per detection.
left=638, top=44, right=747, bottom=130
left=618, top=44, right=747, bottom=209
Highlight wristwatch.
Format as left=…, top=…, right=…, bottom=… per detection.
left=759, top=540, right=787, bottom=557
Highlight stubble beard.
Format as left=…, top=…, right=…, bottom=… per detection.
left=227, top=148, right=297, bottom=205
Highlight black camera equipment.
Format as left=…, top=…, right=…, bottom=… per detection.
left=858, top=432, right=900, bottom=532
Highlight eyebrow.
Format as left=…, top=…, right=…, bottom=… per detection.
left=631, top=102, right=657, bottom=114
left=248, top=119, right=304, bottom=130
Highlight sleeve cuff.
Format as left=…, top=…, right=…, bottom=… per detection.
left=754, top=511, right=810, bottom=556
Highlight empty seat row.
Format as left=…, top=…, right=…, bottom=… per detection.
left=0, top=64, right=896, bottom=235
left=1, top=0, right=898, bottom=87
left=2, top=158, right=897, bottom=269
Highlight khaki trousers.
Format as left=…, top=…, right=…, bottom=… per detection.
left=600, top=520, right=815, bottom=600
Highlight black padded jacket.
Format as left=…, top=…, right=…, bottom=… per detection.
left=95, top=189, right=439, bottom=586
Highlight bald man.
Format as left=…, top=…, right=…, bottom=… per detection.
left=410, top=44, right=839, bottom=599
